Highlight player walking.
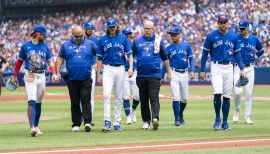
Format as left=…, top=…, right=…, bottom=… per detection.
left=97, top=19, right=133, bottom=132
left=166, top=26, right=195, bottom=126
left=200, top=14, right=246, bottom=130
left=12, top=25, right=58, bottom=136
left=233, top=20, right=264, bottom=124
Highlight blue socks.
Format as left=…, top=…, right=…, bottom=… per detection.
left=35, top=103, right=42, bottom=127
left=214, top=94, right=222, bottom=120
left=172, top=101, right=180, bottom=121
left=222, top=97, right=230, bottom=123
left=28, top=100, right=36, bottom=127
left=123, top=99, right=130, bottom=116
left=132, top=99, right=139, bottom=111
left=179, top=101, right=186, bottom=120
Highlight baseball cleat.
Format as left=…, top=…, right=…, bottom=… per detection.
left=131, top=110, right=137, bottom=123
left=174, top=120, right=181, bottom=126
left=244, top=116, right=254, bottom=125
left=102, top=120, right=111, bottom=132
left=221, top=122, right=231, bottom=130
left=213, top=118, right=221, bottom=131
left=126, top=116, right=132, bottom=125
left=152, top=118, right=159, bottom=130
left=142, top=122, right=150, bottom=130
left=233, top=109, right=240, bottom=123
left=30, top=127, right=37, bottom=137
left=72, top=126, right=80, bottom=132
left=114, top=125, right=122, bottom=132
left=180, top=119, right=185, bottom=125
left=84, top=123, right=91, bottom=132
left=35, top=127, right=43, bottom=135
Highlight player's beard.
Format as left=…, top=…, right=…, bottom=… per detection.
left=37, top=37, right=45, bottom=43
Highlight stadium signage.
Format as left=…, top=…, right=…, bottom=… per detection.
left=4, top=0, right=54, bottom=6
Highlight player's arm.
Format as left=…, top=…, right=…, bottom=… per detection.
left=188, top=44, right=195, bottom=80
left=13, top=45, right=26, bottom=82
left=125, top=37, right=133, bottom=78
left=200, top=35, right=211, bottom=80
left=55, top=45, right=66, bottom=79
left=233, top=40, right=246, bottom=78
left=255, top=38, right=264, bottom=57
left=96, top=39, right=104, bottom=83
left=160, top=41, right=171, bottom=80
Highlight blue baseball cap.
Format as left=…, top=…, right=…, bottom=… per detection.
left=33, top=25, right=47, bottom=36
left=84, top=22, right=95, bottom=30
left=106, top=19, right=117, bottom=27
left=168, top=26, right=181, bottom=34
left=217, top=14, right=229, bottom=22
left=122, top=28, right=132, bottom=35
left=239, top=20, right=249, bottom=28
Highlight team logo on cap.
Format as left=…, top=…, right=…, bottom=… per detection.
left=219, top=15, right=227, bottom=20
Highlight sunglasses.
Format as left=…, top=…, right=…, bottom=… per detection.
left=239, top=28, right=246, bottom=31
left=170, top=33, right=178, bottom=37
left=218, top=21, right=228, bottom=24
left=108, top=26, right=116, bottom=29
left=73, top=34, right=83, bottom=39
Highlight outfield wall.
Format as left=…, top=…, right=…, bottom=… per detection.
left=2, top=68, right=270, bottom=86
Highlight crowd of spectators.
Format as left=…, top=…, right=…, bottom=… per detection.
left=0, top=0, right=269, bottom=74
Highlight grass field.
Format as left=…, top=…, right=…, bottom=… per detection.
left=0, top=85, right=270, bottom=153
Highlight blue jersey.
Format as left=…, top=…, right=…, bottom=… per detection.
left=201, top=30, right=243, bottom=71
left=237, top=33, right=264, bottom=64
left=19, top=41, right=52, bottom=72
left=58, top=39, right=97, bottom=80
left=132, top=34, right=168, bottom=78
left=97, top=33, right=132, bottom=65
left=87, top=35, right=99, bottom=66
left=166, top=41, right=195, bottom=72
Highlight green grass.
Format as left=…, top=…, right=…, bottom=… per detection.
left=0, top=86, right=270, bottom=151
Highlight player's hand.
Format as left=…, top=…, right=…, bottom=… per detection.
left=199, top=72, right=206, bottom=80
left=52, top=74, right=60, bottom=83
left=97, top=73, right=102, bottom=85
left=190, top=72, right=195, bottom=80
left=12, top=76, right=18, bottom=83
left=128, top=68, right=134, bottom=78
left=166, top=72, right=171, bottom=81
left=92, top=64, right=97, bottom=70
left=240, top=70, right=247, bottom=79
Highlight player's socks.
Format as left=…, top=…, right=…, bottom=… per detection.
left=35, top=103, right=42, bottom=127
left=222, top=97, right=230, bottom=123
left=179, top=101, right=187, bottom=120
left=132, top=99, right=139, bottom=111
left=123, top=99, right=131, bottom=116
left=214, top=94, right=222, bottom=120
left=172, top=101, right=180, bottom=120
left=28, top=100, right=36, bottom=127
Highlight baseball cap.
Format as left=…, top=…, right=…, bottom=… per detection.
left=32, top=25, right=47, bottom=36
left=168, top=26, right=181, bottom=34
left=106, top=19, right=117, bottom=27
left=122, top=28, right=132, bottom=35
left=238, top=20, right=249, bottom=28
left=84, top=22, right=95, bottom=30
left=217, top=14, right=229, bottom=23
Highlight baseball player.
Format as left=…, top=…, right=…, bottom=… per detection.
left=122, top=28, right=140, bottom=124
left=200, top=14, right=246, bottom=131
left=84, top=22, right=99, bottom=126
left=0, top=46, right=9, bottom=96
left=233, top=20, right=264, bottom=124
left=12, top=25, right=58, bottom=136
left=165, top=26, right=195, bottom=126
left=97, top=19, right=134, bottom=132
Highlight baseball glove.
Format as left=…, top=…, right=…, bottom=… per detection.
left=6, top=76, right=19, bottom=91
left=235, top=76, right=249, bottom=87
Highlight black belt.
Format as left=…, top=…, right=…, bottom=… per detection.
left=235, top=63, right=254, bottom=67
left=108, top=64, right=122, bottom=67
left=171, top=68, right=187, bottom=73
left=213, top=61, right=232, bottom=65
left=29, top=70, right=45, bottom=74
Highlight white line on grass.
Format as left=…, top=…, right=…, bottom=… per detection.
left=2, top=138, right=270, bottom=154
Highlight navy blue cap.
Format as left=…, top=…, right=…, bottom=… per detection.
left=122, top=28, right=132, bottom=35
left=106, top=19, right=117, bottom=27
left=239, top=20, right=249, bottom=28
left=168, top=26, right=181, bottom=34
left=217, top=14, right=229, bottom=22
left=33, top=25, right=47, bottom=36
left=84, top=22, right=95, bottom=29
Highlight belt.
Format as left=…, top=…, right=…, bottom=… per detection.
left=108, top=64, right=122, bottom=67
left=235, top=63, right=254, bottom=67
left=213, top=61, right=232, bottom=65
left=29, top=70, right=45, bottom=74
left=171, top=68, right=188, bottom=73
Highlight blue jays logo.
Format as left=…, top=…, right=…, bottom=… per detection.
left=227, top=49, right=233, bottom=55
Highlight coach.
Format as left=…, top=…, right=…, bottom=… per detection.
left=55, top=26, right=97, bottom=132
left=132, top=20, right=171, bottom=131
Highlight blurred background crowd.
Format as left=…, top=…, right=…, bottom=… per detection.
left=0, top=0, right=269, bottom=73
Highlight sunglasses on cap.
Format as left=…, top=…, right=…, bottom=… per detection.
left=72, top=34, right=83, bottom=39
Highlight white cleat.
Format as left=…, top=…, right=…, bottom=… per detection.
left=245, top=116, right=254, bottom=125
left=72, top=126, right=80, bottom=132
left=126, top=116, right=132, bottom=125
left=84, top=123, right=91, bottom=132
left=35, top=127, right=43, bottom=135
left=142, top=122, right=150, bottom=130
left=131, top=110, right=137, bottom=123
left=233, top=109, right=240, bottom=123
left=30, top=127, right=37, bottom=137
